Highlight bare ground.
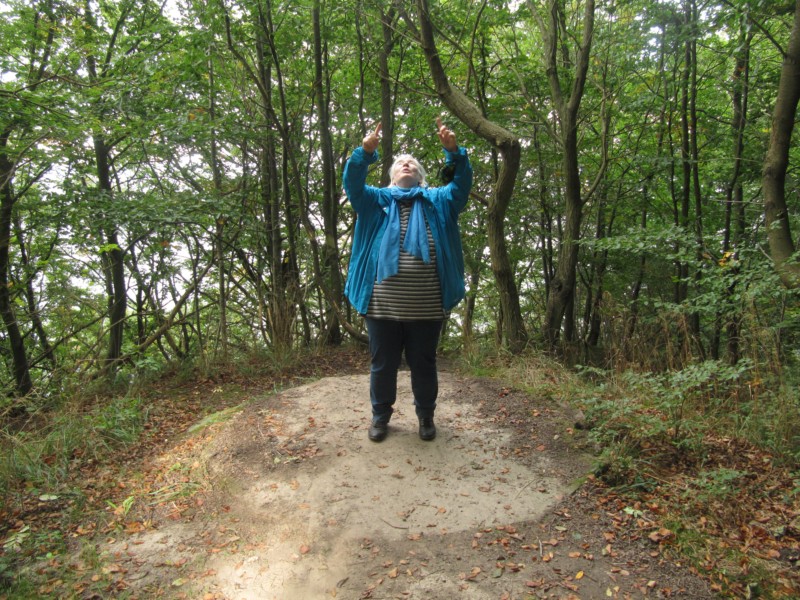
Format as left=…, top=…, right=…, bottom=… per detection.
left=96, top=365, right=714, bottom=599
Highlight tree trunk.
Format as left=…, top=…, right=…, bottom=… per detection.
left=378, top=9, right=397, bottom=187
left=763, top=0, right=800, bottom=289
left=719, top=29, right=752, bottom=364
left=208, top=50, right=229, bottom=362
left=92, top=134, right=127, bottom=367
left=84, top=1, right=129, bottom=370
left=254, top=26, right=282, bottom=347
left=535, top=0, right=596, bottom=350
left=585, top=193, right=611, bottom=349
left=688, top=0, right=703, bottom=347
left=227, top=1, right=300, bottom=348
left=13, top=213, right=55, bottom=368
left=0, top=133, right=33, bottom=395
left=677, top=2, right=692, bottom=308
left=412, top=0, right=528, bottom=352
left=313, top=2, right=343, bottom=345
left=534, top=126, right=555, bottom=304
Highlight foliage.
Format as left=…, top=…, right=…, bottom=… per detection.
left=0, top=393, right=146, bottom=500
left=0, top=0, right=795, bottom=391
left=483, top=346, right=800, bottom=596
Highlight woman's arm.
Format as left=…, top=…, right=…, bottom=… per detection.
left=343, top=123, right=382, bottom=213
left=442, top=148, right=472, bottom=213
left=436, top=117, right=458, bottom=152
left=436, top=118, right=473, bottom=213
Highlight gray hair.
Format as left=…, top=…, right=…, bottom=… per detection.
left=389, top=154, right=427, bottom=187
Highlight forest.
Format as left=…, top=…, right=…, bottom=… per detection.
left=1, top=0, right=799, bottom=596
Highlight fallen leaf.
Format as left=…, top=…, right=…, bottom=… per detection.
left=648, top=528, right=673, bottom=543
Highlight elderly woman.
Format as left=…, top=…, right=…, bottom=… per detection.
left=342, top=118, right=473, bottom=442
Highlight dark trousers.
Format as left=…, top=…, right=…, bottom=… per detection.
left=365, top=318, right=443, bottom=424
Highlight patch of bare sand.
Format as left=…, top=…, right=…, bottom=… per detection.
left=101, top=368, right=713, bottom=599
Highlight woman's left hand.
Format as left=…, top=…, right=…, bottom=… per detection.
left=436, top=117, right=458, bottom=152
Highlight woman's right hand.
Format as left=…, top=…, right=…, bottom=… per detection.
left=362, top=122, right=382, bottom=154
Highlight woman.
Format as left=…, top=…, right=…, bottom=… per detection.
left=342, top=118, right=473, bottom=442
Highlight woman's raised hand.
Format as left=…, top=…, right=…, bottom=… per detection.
left=436, top=117, right=458, bottom=152
left=362, top=122, right=382, bottom=154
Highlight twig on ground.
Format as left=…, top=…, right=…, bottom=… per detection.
left=380, top=517, right=410, bottom=530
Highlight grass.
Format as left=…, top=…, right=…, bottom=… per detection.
left=0, top=394, right=146, bottom=503
left=187, top=405, right=242, bottom=433
left=0, top=344, right=368, bottom=598
left=0, top=407, right=135, bottom=596
left=457, top=344, right=800, bottom=598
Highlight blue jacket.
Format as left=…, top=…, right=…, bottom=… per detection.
left=343, top=145, right=473, bottom=315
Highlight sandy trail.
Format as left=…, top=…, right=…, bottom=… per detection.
left=100, top=368, right=712, bottom=599
left=105, top=370, right=570, bottom=599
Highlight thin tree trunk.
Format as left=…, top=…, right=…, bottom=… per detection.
left=719, top=29, right=752, bottom=364
left=13, top=213, right=55, bottom=367
left=208, top=50, right=229, bottom=362
left=410, top=0, right=528, bottom=352
left=533, top=0, right=597, bottom=350
left=227, top=1, right=299, bottom=348
left=84, top=1, right=130, bottom=370
left=677, top=2, right=692, bottom=308
left=534, top=126, right=554, bottom=305
left=313, top=1, right=343, bottom=345
left=763, top=0, right=800, bottom=289
left=585, top=194, right=611, bottom=349
left=378, top=9, right=397, bottom=187
left=92, top=135, right=127, bottom=366
left=0, top=134, right=33, bottom=395
left=688, top=0, right=703, bottom=348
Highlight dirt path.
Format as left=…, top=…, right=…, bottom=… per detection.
left=100, top=368, right=713, bottom=599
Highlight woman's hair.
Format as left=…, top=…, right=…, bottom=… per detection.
left=389, top=154, right=427, bottom=187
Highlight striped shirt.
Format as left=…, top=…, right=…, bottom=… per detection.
left=367, top=201, right=445, bottom=321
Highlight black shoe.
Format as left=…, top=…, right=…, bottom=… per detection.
left=368, top=421, right=388, bottom=442
left=418, top=417, right=436, bottom=441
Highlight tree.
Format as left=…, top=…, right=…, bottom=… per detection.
left=530, top=0, right=597, bottom=350
left=410, top=0, right=528, bottom=352
left=763, top=0, right=800, bottom=288
left=0, top=0, right=64, bottom=395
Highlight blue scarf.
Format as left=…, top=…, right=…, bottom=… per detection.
left=376, top=187, right=430, bottom=283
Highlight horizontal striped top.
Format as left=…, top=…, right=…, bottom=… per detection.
left=367, top=201, right=445, bottom=321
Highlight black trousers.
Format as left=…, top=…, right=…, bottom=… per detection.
left=365, top=318, right=444, bottom=424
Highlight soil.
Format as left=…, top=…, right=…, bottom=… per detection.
left=97, top=363, right=714, bottom=599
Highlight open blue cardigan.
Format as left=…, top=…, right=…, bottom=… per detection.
left=342, top=145, right=473, bottom=315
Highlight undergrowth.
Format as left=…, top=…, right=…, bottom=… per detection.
left=470, top=345, right=800, bottom=598
left=0, top=394, right=146, bottom=503
left=0, top=344, right=365, bottom=597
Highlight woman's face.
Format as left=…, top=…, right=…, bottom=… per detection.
left=392, top=157, right=422, bottom=188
